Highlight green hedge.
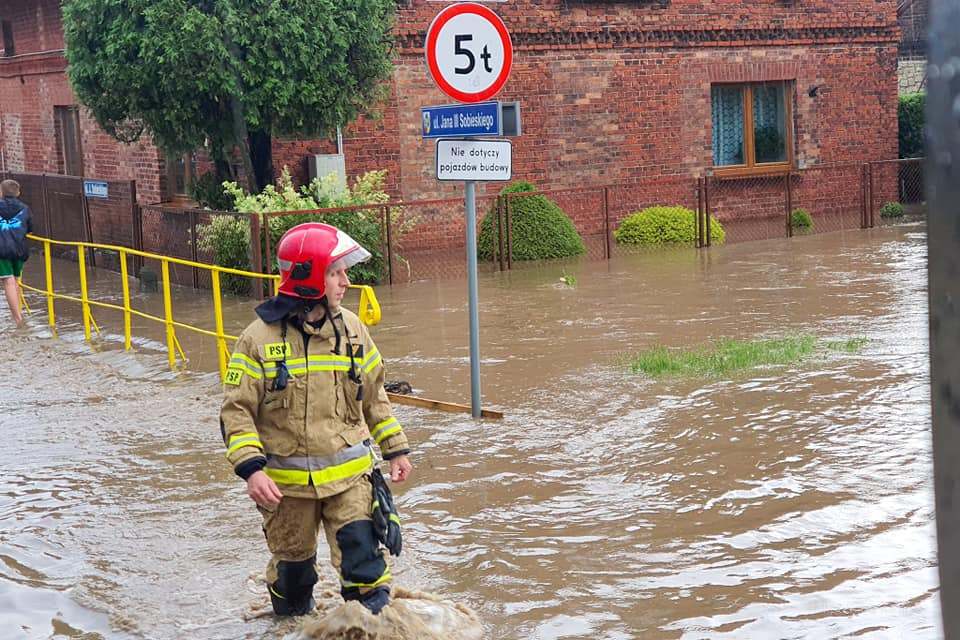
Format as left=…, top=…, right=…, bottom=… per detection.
left=899, top=92, right=925, bottom=159
left=477, top=182, right=585, bottom=261
left=613, top=205, right=725, bottom=246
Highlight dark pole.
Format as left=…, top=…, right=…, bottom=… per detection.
left=189, top=210, right=199, bottom=289
left=928, top=1, right=960, bottom=637
left=130, top=180, right=142, bottom=277
left=249, top=213, right=263, bottom=300
left=785, top=172, right=793, bottom=238
left=384, top=204, right=394, bottom=286
left=603, top=186, right=611, bottom=259
left=496, top=195, right=506, bottom=271
left=263, top=211, right=273, bottom=279
left=505, top=194, right=513, bottom=269
left=704, top=176, right=712, bottom=247
left=861, top=163, right=869, bottom=229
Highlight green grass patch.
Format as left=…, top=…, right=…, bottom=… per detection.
left=824, top=337, right=870, bottom=353
left=628, top=335, right=868, bottom=378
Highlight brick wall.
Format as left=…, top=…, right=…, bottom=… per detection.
left=0, top=0, right=64, bottom=55
left=266, top=0, right=900, bottom=199
left=0, top=0, right=901, bottom=256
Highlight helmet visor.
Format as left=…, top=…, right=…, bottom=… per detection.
left=328, top=244, right=372, bottom=273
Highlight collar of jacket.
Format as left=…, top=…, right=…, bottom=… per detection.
left=299, top=308, right=344, bottom=341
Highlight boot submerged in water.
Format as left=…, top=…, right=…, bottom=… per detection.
left=359, top=586, right=390, bottom=614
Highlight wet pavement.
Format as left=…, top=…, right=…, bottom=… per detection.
left=0, top=222, right=939, bottom=638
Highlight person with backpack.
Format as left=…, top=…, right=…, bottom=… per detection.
left=0, top=179, right=32, bottom=327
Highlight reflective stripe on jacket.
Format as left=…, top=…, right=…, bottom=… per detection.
left=220, top=308, right=409, bottom=499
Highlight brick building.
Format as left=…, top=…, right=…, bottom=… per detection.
left=1, top=1, right=899, bottom=214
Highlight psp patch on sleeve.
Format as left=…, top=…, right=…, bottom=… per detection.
left=224, top=367, right=244, bottom=386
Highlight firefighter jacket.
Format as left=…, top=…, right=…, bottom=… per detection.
left=220, top=307, right=410, bottom=500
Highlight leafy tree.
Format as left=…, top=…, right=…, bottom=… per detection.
left=62, top=0, right=395, bottom=191
left=898, top=92, right=925, bottom=159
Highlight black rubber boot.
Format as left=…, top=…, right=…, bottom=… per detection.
left=359, top=587, right=390, bottom=615
left=270, top=556, right=318, bottom=616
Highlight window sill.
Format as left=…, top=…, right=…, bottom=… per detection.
left=711, top=164, right=793, bottom=180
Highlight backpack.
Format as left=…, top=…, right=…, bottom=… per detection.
left=0, top=205, right=30, bottom=261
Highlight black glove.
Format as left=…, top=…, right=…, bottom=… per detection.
left=369, top=467, right=402, bottom=556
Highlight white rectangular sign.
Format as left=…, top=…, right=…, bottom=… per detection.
left=436, top=139, right=512, bottom=182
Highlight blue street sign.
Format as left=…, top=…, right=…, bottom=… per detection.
left=421, top=101, right=502, bottom=139
left=83, top=180, right=109, bottom=199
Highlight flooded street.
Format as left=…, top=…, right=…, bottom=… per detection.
left=1, top=222, right=938, bottom=639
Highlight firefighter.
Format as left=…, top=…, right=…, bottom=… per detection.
left=220, top=222, right=412, bottom=616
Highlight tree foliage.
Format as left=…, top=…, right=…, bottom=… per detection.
left=898, top=92, right=925, bottom=159
left=62, top=0, right=395, bottom=188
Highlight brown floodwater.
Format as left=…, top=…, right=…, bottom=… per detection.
left=1, top=222, right=939, bottom=639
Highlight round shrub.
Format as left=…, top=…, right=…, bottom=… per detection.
left=613, top=206, right=725, bottom=246
left=477, top=182, right=585, bottom=261
left=791, top=208, right=813, bottom=230
left=879, top=201, right=905, bottom=218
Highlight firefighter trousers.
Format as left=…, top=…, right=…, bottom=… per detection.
left=259, top=476, right=390, bottom=603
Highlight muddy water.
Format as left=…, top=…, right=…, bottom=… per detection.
left=2, top=223, right=938, bottom=639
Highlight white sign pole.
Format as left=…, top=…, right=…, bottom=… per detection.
left=464, top=179, right=482, bottom=418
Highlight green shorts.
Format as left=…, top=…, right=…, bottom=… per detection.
left=0, top=258, right=24, bottom=279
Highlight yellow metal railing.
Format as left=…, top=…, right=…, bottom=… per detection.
left=20, top=234, right=382, bottom=381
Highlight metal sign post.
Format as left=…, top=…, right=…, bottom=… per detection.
left=464, top=180, right=482, bottom=418
left=425, top=3, right=514, bottom=418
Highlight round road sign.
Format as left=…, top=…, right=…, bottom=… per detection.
left=425, top=3, right=513, bottom=103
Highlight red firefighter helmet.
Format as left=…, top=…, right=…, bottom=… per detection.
left=276, top=223, right=371, bottom=299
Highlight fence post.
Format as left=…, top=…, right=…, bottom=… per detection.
left=703, top=176, right=712, bottom=247
left=602, top=186, right=611, bottom=260
left=496, top=195, right=506, bottom=271
left=81, top=189, right=96, bottom=267
left=383, top=204, right=394, bottom=286
left=262, top=212, right=272, bottom=276
left=43, top=240, right=56, bottom=332
left=785, top=172, right=794, bottom=238
left=130, top=181, right=143, bottom=277
left=860, top=162, right=869, bottom=229
left=189, top=210, right=199, bottom=289
left=211, top=270, right=228, bottom=382
left=249, top=213, right=263, bottom=300
left=120, top=249, right=132, bottom=350
left=161, top=259, right=177, bottom=369
left=41, top=173, right=52, bottom=238
left=505, top=194, right=513, bottom=269
left=868, top=162, right=876, bottom=228
left=77, top=247, right=92, bottom=342
left=696, top=178, right=704, bottom=248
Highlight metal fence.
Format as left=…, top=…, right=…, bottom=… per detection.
left=7, top=158, right=925, bottom=291
left=0, top=170, right=138, bottom=267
